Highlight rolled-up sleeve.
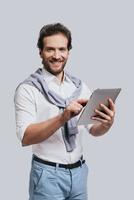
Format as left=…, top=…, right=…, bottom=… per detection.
left=14, top=84, right=36, bottom=142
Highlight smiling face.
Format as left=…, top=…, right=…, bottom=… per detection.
left=40, top=33, right=69, bottom=80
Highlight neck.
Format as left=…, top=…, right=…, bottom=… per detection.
left=56, top=71, right=64, bottom=83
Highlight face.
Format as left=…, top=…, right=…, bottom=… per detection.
left=40, top=33, right=69, bottom=77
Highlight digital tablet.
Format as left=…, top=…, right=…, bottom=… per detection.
left=77, top=88, right=121, bottom=125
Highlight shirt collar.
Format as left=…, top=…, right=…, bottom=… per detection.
left=42, top=67, right=71, bottom=85
left=42, top=67, right=55, bottom=83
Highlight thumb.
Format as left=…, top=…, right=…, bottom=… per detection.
left=77, top=99, right=88, bottom=106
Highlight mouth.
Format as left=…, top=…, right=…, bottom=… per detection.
left=50, top=60, right=63, bottom=64
left=49, top=60, right=64, bottom=67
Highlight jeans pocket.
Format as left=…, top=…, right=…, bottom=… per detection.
left=32, top=166, right=44, bottom=191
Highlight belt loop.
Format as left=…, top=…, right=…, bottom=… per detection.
left=55, top=163, right=59, bottom=172
left=80, top=156, right=83, bottom=168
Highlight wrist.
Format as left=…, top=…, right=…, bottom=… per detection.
left=60, top=112, right=68, bottom=124
left=90, top=123, right=110, bottom=136
left=60, top=110, right=70, bottom=124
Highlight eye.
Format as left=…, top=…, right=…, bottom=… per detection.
left=59, top=48, right=67, bottom=52
left=46, top=48, right=54, bottom=52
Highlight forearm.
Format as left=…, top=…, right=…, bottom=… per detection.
left=21, top=98, right=88, bottom=146
left=22, top=113, right=66, bottom=146
left=89, top=123, right=111, bottom=137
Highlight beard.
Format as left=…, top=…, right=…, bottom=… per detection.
left=42, top=58, right=67, bottom=76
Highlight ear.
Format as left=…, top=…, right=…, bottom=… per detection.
left=39, top=50, right=42, bottom=58
left=67, top=50, right=70, bottom=57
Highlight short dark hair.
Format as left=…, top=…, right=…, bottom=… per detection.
left=37, top=23, right=72, bottom=51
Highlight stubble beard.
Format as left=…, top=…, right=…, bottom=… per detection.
left=42, top=59, right=67, bottom=76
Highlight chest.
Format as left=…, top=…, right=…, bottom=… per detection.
left=34, top=81, right=77, bottom=122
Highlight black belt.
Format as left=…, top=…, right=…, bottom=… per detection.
left=33, top=155, right=85, bottom=169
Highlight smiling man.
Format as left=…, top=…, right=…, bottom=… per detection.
left=40, top=33, right=68, bottom=77
left=14, top=23, right=115, bottom=200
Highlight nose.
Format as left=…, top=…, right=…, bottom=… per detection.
left=53, top=50, right=61, bottom=59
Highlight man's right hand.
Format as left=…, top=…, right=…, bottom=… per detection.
left=22, top=99, right=88, bottom=146
left=62, top=99, right=88, bottom=122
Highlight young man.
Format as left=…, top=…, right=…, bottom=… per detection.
left=14, top=23, right=115, bottom=200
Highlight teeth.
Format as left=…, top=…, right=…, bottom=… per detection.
left=51, top=61, right=61, bottom=64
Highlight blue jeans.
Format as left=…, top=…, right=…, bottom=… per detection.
left=29, top=157, right=89, bottom=200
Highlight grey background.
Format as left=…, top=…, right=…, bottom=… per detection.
left=0, top=0, right=133, bottom=199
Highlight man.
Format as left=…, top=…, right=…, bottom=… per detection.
left=14, top=23, right=115, bottom=200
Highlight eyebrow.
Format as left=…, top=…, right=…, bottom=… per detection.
left=45, top=46, right=67, bottom=50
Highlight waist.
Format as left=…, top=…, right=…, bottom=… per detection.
left=32, top=142, right=83, bottom=164
left=33, top=155, right=85, bottom=169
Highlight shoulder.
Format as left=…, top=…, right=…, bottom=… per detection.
left=81, top=81, right=90, bottom=91
left=14, top=83, right=37, bottom=103
left=66, top=71, right=92, bottom=98
left=81, top=81, right=92, bottom=99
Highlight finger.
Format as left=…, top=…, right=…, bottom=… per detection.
left=94, top=109, right=111, bottom=121
left=99, top=103, right=114, bottom=118
left=77, top=99, right=88, bottom=106
left=108, top=98, right=115, bottom=112
left=74, top=107, right=83, bottom=115
left=91, top=116, right=108, bottom=123
left=75, top=104, right=83, bottom=111
left=72, top=101, right=84, bottom=109
left=71, top=103, right=83, bottom=114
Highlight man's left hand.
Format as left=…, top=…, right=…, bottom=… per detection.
left=91, top=98, right=115, bottom=129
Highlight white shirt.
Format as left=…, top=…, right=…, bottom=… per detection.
left=14, top=68, right=92, bottom=164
